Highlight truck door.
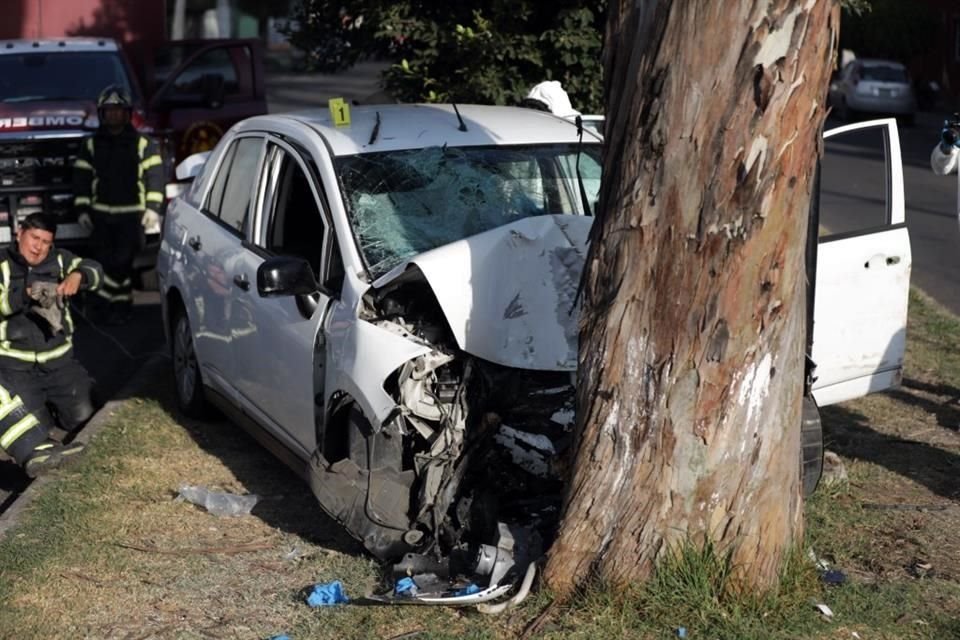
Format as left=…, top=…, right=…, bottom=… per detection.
left=146, top=40, right=267, bottom=166
left=811, top=118, right=911, bottom=407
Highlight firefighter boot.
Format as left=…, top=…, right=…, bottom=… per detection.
left=23, top=440, right=85, bottom=478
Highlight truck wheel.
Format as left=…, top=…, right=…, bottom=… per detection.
left=172, top=311, right=207, bottom=417
left=801, top=394, right=823, bottom=498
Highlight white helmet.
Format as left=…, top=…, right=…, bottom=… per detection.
left=524, top=81, right=580, bottom=118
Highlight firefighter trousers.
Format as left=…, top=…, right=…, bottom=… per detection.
left=90, top=212, right=143, bottom=312
left=0, top=358, right=95, bottom=465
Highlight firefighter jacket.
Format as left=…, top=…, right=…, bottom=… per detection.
left=73, top=125, right=164, bottom=215
left=0, top=245, right=103, bottom=370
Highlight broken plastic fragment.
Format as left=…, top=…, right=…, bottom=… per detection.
left=176, top=485, right=258, bottom=517
left=822, top=569, right=846, bottom=585
left=452, top=583, right=480, bottom=597
left=813, top=602, right=834, bottom=619
left=306, top=580, right=350, bottom=607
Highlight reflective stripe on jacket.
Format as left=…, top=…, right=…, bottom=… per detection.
left=73, top=126, right=164, bottom=214
left=0, top=246, right=103, bottom=368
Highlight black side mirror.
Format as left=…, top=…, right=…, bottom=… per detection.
left=257, top=256, right=319, bottom=297
left=200, top=73, right=225, bottom=109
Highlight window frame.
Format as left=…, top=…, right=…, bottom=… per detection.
left=201, top=133, right=266, bottom=238
left=251, top=135, right=344, bottom=296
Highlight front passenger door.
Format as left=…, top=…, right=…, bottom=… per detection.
left=229, top=139, right=343, bottom=457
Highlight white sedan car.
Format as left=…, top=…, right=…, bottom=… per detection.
left=157, top=105, right=909, bottom=598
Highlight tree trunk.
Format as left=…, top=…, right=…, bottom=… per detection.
left=544, top=0, right=839, bottom=595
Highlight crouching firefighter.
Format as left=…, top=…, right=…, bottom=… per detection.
left=73, top=84, right=164, bottom=325
left=0, top=214, right=104, bottom=477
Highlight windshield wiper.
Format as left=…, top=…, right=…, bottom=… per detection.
left=574, top=116, right=593, bottom=217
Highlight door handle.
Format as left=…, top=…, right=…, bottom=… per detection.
left=886, top=256, right=901, bottom=266
left=233, top=274, right=250, bottom=291
left=187, top=236, right=202, bottom=251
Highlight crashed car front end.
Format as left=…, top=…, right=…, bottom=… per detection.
left=309, top=143, right=598, bottom=599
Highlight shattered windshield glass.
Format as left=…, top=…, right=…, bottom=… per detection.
left=336, top=144, right=601, bottom=277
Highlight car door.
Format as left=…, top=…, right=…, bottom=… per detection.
left=187, top=134, right=265, bottom=397
left=146, top=40, right=267, bottom=165
left=811, top=118, right=910, bottom=407
left=227, top=137, right=344, bottom=457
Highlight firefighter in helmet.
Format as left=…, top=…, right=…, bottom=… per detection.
left=73, top=85, right=164, bottom=324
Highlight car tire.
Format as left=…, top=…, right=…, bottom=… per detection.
left=172, top=311, right=207, bottom=417
left=801, top=394, right=823, bottom=498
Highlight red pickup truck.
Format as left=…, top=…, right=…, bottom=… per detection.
left=0, top=37, right=267, bottom=244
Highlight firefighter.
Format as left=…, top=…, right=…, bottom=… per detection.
left=0, top=213, right=104, bottom=477
left=73, top=84, right=164, bottom=325
left=931, top=114, right=960, bottom=176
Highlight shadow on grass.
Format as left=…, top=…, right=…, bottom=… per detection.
left=137, top=357, right=364, bottom=559
left=821, top=396, right=960, bottom=501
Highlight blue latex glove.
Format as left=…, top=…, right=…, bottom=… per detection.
left=394, top=576, right=419, bottom=597
left=452, top=583, right=481, bottom=596
left=305, top=580, right=350, bottom=607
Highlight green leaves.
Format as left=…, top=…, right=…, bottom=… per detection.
left=287, top=1, right=607, bottom=112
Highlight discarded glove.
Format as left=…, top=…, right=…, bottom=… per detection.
left=27, top=281, right=64, bottom=334
left=141, top=208, right=161, bottom=233
left=77, top=212, right=94, bottom=233
left=394, top=577, right=419, bottom=597
left=305, top=580, right=349, bottom=607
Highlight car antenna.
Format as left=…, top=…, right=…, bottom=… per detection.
left=368, top=111, right=381, bottom=146
left=451, top=103, right=468, bottom=132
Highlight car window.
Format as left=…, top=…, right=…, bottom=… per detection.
left=265, top=150, right=326, bottom=275
left=164, top=46, right=254, bottom=99
left=819, top=126, right=889, bottom=238
left=337, top=143, right=602, bottom=277
left=860, top=65, right=908, bottom=83
left=208, top=137, right=262, bottom=234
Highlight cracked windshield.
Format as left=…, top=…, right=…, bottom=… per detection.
left=337, top=144, right=601, bottom=277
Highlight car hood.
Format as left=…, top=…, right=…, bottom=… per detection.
left=0, top=101, right=96, bottom=132
left=372, top=214, right=591, bottom=371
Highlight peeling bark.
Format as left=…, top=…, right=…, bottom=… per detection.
left=544, top=0, right=839, bottom=595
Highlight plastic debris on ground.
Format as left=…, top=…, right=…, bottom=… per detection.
left=676, top=627, right=688, bottom=638
left=822, top=569, right=846, bottom=586
left=813, top=602, right=834, bottom=619
left=176, top=485, right=258, bottom=516
left=395, top=577, right=419, bottom=597
left=306, top=580, right=350, bottom=607
left=268, top=636, right=291, bottom=640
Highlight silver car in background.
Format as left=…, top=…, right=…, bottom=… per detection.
left=829, top=58, right=917, bottom=125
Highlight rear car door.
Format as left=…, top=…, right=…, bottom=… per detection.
left=187, top=134, right=265, bottom=397
left=811, top=118, right=911, bottom=406
left=228, top=137, right=343, bottom=456
left=145, top=40, right=266, bottom=166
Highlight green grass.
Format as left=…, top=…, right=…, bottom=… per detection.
left=0, top=290, right=959, bottom=638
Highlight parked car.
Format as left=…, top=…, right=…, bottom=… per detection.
left=828, top=58, right=917, bottom=125
left=157, top=105, right=910, bottom=602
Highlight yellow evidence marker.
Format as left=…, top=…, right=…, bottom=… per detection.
left=328, top=98, right=351, bottom=127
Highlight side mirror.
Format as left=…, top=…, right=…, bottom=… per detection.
left=200, top=73, right=225, bottom=109
left=257, top=256, right=319, bottom=297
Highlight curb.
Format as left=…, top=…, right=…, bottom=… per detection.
left=0, top=353, right=170, bottom=541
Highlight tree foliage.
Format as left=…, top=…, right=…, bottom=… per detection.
left=839, top=0, right=938, bottom=63
left=285, top=1, right=606, bottom=111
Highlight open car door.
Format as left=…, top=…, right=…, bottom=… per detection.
left=145, top=39, right=267, bottom=166
left=811, top=118, right=911, bottom=407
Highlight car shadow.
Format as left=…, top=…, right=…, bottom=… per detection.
left=821, top=397, right=960, bottom=501
left=136, top=358, right=363, bottom=557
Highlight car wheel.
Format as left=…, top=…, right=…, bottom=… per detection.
left=801, top=394, right=823, bottom=498
left=172, top=311, right=207, bottom=417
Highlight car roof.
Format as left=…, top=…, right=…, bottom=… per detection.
left=0, top=38, right=120, bottom=55
left=236, top=104, right=601, bottom=156
left=857, top=58, right=906, bottom=69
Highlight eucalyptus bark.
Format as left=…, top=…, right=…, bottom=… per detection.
left=544, top=0, right=839, bottom=594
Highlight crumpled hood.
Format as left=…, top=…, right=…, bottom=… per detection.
left=372, top=214, right=591, bottom=371
left=0, top=101, right=96, bottom=132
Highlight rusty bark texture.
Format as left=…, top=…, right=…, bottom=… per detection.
left=544, top=0, right=839, bottom=595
